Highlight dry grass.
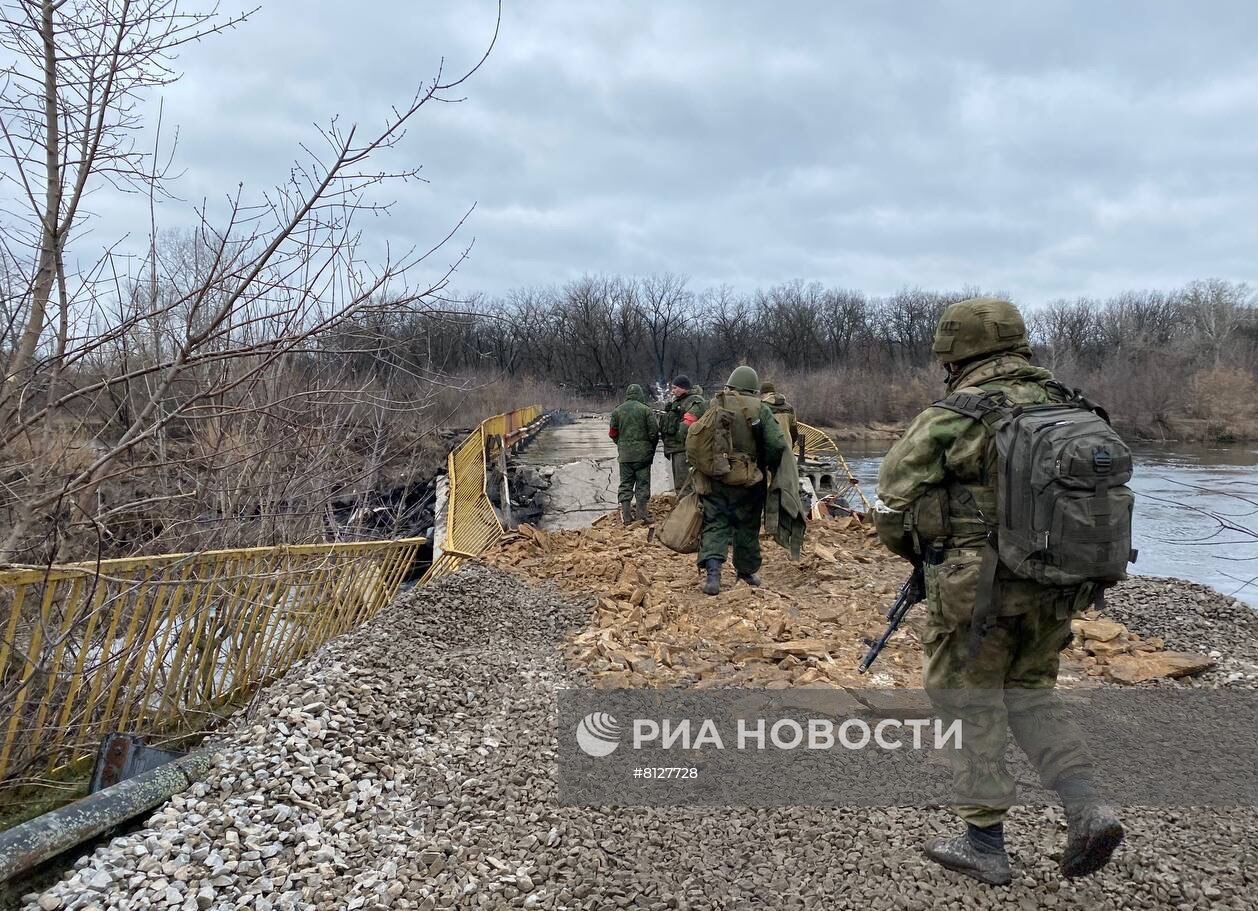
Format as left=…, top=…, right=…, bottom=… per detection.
left=759, top=363, right=938, bottom=427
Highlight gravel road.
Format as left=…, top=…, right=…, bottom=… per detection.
left=20, top=567, right=1258, bottom=911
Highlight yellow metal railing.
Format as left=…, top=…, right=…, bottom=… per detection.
left=0, top=538, right=420, bottom=794
left=424, top=405, right=543, bottom=582
left=798, top=421, right=871, bottom=510
left=799, top=421, right=840, bottom=459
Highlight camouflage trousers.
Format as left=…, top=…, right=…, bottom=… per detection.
left=667, top=451, right=690, bottom=493
left=922, top=552, right=1095, bottom=827
left=617, top=460, right=652, bottom=506
left=697, top=483, right=765, bottom=574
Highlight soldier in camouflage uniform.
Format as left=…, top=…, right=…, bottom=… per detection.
left=695, top=366, right=788, bottom=595
left=660, top=375, right=707, bottom=493
left=609, top=384, right=659, bottom=524
left=759, top=381, right=799, bottom=446
left=875, top=299, right=1123, bottom=886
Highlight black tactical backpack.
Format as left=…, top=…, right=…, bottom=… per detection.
left=936, top=383, right=1137, bottom=587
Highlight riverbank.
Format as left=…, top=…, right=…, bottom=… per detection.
left=820, top=418, right=1258, bottom=445
left=19, top=550, right=1258, bottom=909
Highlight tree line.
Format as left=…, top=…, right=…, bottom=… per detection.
left=326, top=275, right=1258, bottom=435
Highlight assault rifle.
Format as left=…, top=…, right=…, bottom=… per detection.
left=858, top=564, right=926, bottom=674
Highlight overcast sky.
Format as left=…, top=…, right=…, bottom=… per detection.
left=123, top=1, right=1258, bottom=304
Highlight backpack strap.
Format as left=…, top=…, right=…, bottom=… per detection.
left=933, top=390, right=1009, bottom=430
left=932, top=389, right=1009, bottom=659
left=733, top=394, right=768, bottom=466
left=1044, top=380, right=1113, bottom=424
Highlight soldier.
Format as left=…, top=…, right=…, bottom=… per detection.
left=691, top=366, right=787, bottom=595
left=660, top=375, right=707, bottom=493
left=760, top=380, right=805, bottom=461
left=875, top=298, right=1124, bottom=886
left=608, top=384, right=659, bottom=524
left=759, top=381, right=799, bottom=446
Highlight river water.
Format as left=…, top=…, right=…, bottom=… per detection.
left=838, top=441, right=1258, bottom=607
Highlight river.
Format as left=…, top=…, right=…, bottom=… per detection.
left=837, top=440, right=1258, bottom=607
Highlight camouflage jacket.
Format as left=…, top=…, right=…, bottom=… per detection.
left=762, top=393, right=799, bottom=444
left=877, top=355, right=1061, bottom=552
left=609, top=385, right=660, bottom=463
left=660, top=392, right=706, bottom=454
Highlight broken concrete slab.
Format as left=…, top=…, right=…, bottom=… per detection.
left=1073, top=618, right=1127, bottom=642
left=1104, top=651, right=1216, bottom=685
left=514, top=416, right=674, bottom=530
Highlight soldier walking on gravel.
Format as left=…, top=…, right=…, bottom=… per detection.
left=660, top=375, right=707, bottom=493
left=688, top=366, right=787, bottom=595
left=609, top=384, right=659, bottom=524
left=875, top=298, right=1129, bottom=886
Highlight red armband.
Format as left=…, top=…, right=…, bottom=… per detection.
left=609, top=427, right=619, bottom=439
left=682, top=412, right=697, bottom=426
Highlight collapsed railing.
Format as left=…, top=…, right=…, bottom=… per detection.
left=798, top=421, right=872, bottom=511
left=424, top=405, right=546, bottom=581
left=0, top=539, right=422, bottom=803
left=0, top=404, right=545, bottom=809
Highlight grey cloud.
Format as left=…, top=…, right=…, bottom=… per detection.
left=101, top=1, right=1258, bottom=304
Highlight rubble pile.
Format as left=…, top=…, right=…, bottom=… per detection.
left=483, top=504, right=1217, bottom=689
left=1067, top=615, right=1215, bottom=684
left=483, top=511, right=917, bottom=688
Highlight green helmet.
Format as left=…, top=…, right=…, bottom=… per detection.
left=932, top=298, right=1030, bottom=365
left=760, top=381, right=776, bottom=394
left=725, top=365, right=760, bottom=394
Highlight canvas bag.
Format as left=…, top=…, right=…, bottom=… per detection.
left=659, top=491, right=703, bottom=553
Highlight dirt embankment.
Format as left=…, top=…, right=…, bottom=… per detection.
left=1113, top=416, right=1258, bottom=444
left=820, top=422, right=906, bottom=442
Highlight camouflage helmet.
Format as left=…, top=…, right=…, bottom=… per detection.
left=725, top=365, right=760, bottom=394
left=760, top=381, right=776, bottom=394
left=932, top=298, right=1030, bottom=365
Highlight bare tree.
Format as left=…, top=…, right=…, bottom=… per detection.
left=0, top=0, right=254, bottom=402
left=638, top=272, right=691, bottom=383
left=1187, top=278, right=1251, bottom=368
left=0, top=0, right=502, bottom=562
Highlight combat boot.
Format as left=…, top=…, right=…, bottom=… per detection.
left=923, top=828, right=1012, bottom=887
left=620, top=502, right=633, bottom=525
left=635, top=496, right=653, bottom=524
left=702, top=559, right=722, bottom=596
left=1062, top=803, right=1124, bottom=878
left=737, top=572, right=762, bottom=587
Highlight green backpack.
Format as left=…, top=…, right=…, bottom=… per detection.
left=936, top=383, right=1137, bottom=587
left=685, top=392, right=764, bottom=487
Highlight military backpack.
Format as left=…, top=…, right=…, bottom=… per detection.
left=935, top=382, right=1137, bottom=587
left=685, top=391, right=764, bottom=487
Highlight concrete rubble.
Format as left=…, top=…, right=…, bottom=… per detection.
left=482, top=508, right=1222, bottom=691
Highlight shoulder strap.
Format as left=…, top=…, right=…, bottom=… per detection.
left=932, top=390, right=1008, bottom=430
